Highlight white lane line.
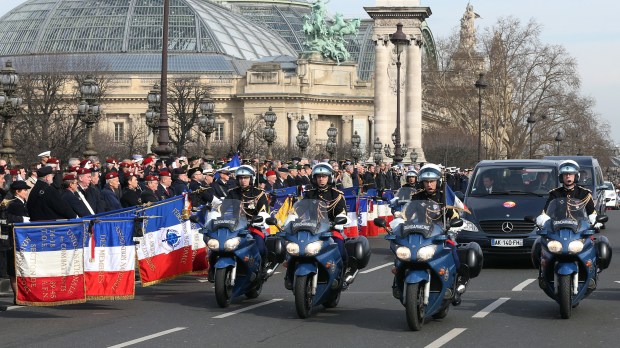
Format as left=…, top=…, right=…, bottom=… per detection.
left=512, top=279, right=536, bottom=291
left=472, top=297, right=510, bottom=318
left=425, top=328, right=467, bottom=348
left=107, top=327, right=187, bottom=348
left=197, top=278, right=209, bottom=283
left=360, top=262, right=392, bottom=274
left=614, top=281, right=620, bottom=285
left=213, top=298, right=282, bottom=319
left=1, top=305, right=22, bottom=311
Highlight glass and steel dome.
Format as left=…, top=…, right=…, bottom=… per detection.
left=0, top=0, right=297, bottom=62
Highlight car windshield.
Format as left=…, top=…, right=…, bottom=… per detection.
left=544, top=198, right=588, bottom=222
left=577, top=167, right=594, bottom=190
left=468, top=165, right=558, bottom=196
left=285, top=199, right=330, bottom=235
left=206, top=199, right=248, bottom=230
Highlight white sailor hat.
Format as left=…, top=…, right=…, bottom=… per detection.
left=38, top=150, right=51, bottom=158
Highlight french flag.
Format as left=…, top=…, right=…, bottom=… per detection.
left=14, top=221, right=87, bottom=306
left=190, top=219, right=208, bottom=275
left=83, top=218, right=136, bottom=300
left=136, top=196, right=193, bottom=286
left=357, top=196, right=369, bottom=236
left=446, top=185, right=470, bottom=213
left=343, top=188, right=359, bottom=238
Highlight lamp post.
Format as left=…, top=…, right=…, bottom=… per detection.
left=373, top=137, right=383, bottom=165
left=326, top=123, right=338, bottom=159
left=296, top=115, right=309, bottom=158
left=145, top=83, right=160, bottom=153
left=554, top=131, right=564, bottom=156
left=474, top=72, right=488, bottom=162
left=0, top=61, right=22, bottom=164
left=350, top=130, right=362, bottom=164
left=389, top=23, right=410, bottom=164
left=198, top=98, right=215, bottom=159
left=154, top=0, right=172, bottom=158
left=77, top=75, right=101, bottom=158
left=262, top=106, right=277, bottom=159
left=526, top=112, right=537, bottom=158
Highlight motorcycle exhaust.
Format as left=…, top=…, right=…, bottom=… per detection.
left=312, top=273, right=318, bottom=295
left=265, top=263, right=280, bottom=278
left=344, top=269, right=359, bottom=285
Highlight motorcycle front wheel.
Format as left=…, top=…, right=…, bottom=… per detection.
left=294, top=275, right=313, bottom=318
left=558, top=274, right=572, bottom=319
left=405, top=283, right=425, bottom=331
left=215, top=268, right=233, bottom=308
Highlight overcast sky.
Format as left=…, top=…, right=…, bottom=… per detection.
left=1, top=0, right=618, bottom=145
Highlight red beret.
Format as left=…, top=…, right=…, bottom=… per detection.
left=63, top=173, right=77, bottom=181
left=80, top=159, right=92, bottom=167
left=76, top=167, right=91, bottom=175
left=265, top=170, right=276, bottom=177
left=145, top=175, right=159, bottom=181
left=9, top=169, right=18, bottom=176
left=68, top=166, right=79, bottom=172
left=47, top=157, right=59, bottom=164
left=124, top=172, right=136, bottom=178
left=105, top=171, right=119, bottom=180
left=106, top=157, right=117, bottom=164
left=158, top=170, right=171, bottom=177
left=120, top=162, right=131, bottom=168
left=143, top=157, right=154, bottom=166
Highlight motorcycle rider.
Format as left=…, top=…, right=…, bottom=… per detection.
left=225, top=165, right=271, bottom=276
left=393, top=163, right=466, bottom=305
left=401, top=169, right=419, bottom=189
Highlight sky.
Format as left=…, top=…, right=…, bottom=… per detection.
left=1, top=0, right=618, bottom=145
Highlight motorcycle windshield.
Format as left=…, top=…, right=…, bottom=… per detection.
left=206, top=199, right=248, bottom=231
left=545, top=198, right=587, bottom=232
left=397, top=200, right=439, bottom=238
left=285, top=199, right=330, bottom=235
left=395, top=187, right=415, bottom=203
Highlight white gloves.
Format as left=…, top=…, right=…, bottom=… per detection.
left=252, top=211, right=271, bottom=228
left=588, top=213, right=597, bottom=225
left=334, top=213, right=348, bottom=231
left=210, top=197, right=222, bottom=209
left=283, top=213, right=298, bottom=227
left=535, top=214, right=550, bottom=227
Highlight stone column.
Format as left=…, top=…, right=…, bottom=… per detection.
left=341, top=115, right=353, bottom=144
left=309, top=114, right=318, bottom=148
left=287, top=112, right=300, bottom=151
left=374, top=37, right=392, bottom=147
left=406, top=37, right=426, bottom=162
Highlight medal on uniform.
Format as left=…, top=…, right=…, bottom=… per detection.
left=248, top=203, right=255, bottom=209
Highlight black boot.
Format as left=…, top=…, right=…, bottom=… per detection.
left=284, top=275, right=293, bottom=290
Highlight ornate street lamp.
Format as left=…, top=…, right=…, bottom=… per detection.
left=145, top=83, right=161, bottom=153
left=474, top=72, right=488, bottom=162
left=326, top=123, right=338, bottom=159
left=390, top=23, right=410, bottom=164
left=77, top=75, right=102, bottom=157
left=262, top=106, right=277, bottom=159
left=198, top=98, right=216, bottom=159
left=350, top=130, right=362, bottom=164
left=0, top=61, right=22, bottom=164
left=154, top=0, right=173, bottom=159
left=296, top=115, right=309, bottom=158
left=526, top=112, right=537, bottom=158
left=373, top=137, right=383, bottom=165
left=554, top=131, right=564, bottom=156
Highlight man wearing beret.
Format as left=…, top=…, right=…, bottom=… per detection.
left=141, top=175, right=160, bottom=204
left=101, top=171, right=122, bottom=211
left=263, top=170, right=277, bottom=191
left=62, top=173, right=93, bottom=217
left=27, top=166, right=77, bottom=221
left=77, top=167, right=106, bottom=213
left=156, top=170, right=174, bottom=200
left=121, top=173, right=142, bottom=207
left=171, top=167, right=189, bottom=195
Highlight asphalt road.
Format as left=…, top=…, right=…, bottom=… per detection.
left=2, top=210, right=620, bottom=348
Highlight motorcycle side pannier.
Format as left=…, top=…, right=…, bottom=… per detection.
left=595, top=235, right=612, bottom=270
left=457, top=242, right=483, bottom=278
left=266, top=235, right=285, bottom=263
left=345, top=236, right=372, bottom=269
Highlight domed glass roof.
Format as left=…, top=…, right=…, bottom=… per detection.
left=0, top=0, right=297, bottom=60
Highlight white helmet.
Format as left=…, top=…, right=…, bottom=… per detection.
left=311, top=162, right=334, bottom=185
left=558, top=160, right=580, bottom=183
left=235, top=165, right=255, bottom=184
left=418, top=163, right=442, bottom=182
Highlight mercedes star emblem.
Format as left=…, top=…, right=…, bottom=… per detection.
left=501, top=221, right=514, bottom=233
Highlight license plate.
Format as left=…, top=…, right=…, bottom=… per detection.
left=491, top=239, right=523, bottom=247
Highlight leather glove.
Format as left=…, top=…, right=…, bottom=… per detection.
left=593, top=222, right=603, bottom=229
left=535, top=214, right=550, bottom=227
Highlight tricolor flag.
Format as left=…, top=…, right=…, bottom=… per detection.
left=357, top=196, right=369, bottom=236
left=189, top=219, right=209, bottom=275
left=446, top=184, right=470, bottom=213
left=343, top=188, right=359, bottom=238
left=14, top=221, right=86, bottom=306
left=83, top=218, right=136, bottom=300
left=135, top=196, right=193, bottom=286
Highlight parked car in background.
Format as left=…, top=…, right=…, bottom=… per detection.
left=456, top=159, right=559, bottom=258
left=603, top=181, right=618, bottom=210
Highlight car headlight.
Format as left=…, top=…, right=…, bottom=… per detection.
left=207, top=238, right=220, bottom=250
left=286, top=242, right=300, bottom=256
left=547, top=240, right=563, bottom=254
left=224, top=237, right=241, bottom=251
left=417, top=245, right=437, bottom=261
left=396, top=246, right=411, bottom=261
left=305, top=241, right=322, bottom=256
left=568, top=240, right=584, bottom=254
left=460, top=219, right=479, bottom=232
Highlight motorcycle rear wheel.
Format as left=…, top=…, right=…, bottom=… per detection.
left=294, top=275, right=313, bottom=318
left=558, top=274, right=572, bottom=319
left=215, top=268, right=233, bottom=308
left=405, top=283, right=425, bottom=331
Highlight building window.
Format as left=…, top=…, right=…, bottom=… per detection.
left=114, top=122, right=124, bottom=142
left=215, top=123, right=224, bottom=141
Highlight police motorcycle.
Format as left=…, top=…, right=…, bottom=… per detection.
left=267, top=199, right=371, bottom=318
left=528, top=198, right=610, bottom=319
left=191, top=199, right=283, bottom=308
left=374, top=198, right=482, bottom=331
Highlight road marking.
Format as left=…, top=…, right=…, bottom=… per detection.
left=213, top=298, right=282, bottom=319
left=512, top=278, right=536, bottom=291
left=1, top=305, right=22, bottom=311
left=615, top=281, right=620, bottom=285
left=472, top=297, right=510, bottom=318
left=107, top=327, right=187, bottom=348
left=197, top=278, right=209, bottom=283
left=360, top=262, right=392, bottom=274
left=425, top=328, right=467, bottom=348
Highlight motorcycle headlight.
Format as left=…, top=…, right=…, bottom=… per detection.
left=224, top=237, right=241, bottom=251
left=286, top=242, right=300, bottom=256
left=396, top=246, right=411, bottom=261
left=568, top=240, right=584, bottom=254
left=207, top=238, right=220, bottom=250
left=547, top=240, right=563, bottom=254
left=417, top=245, right=437, bottom=261
left=305, top=241, right=322, bottom=256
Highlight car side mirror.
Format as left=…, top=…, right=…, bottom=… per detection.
left=373, top=217, right=387, bottom=228
left=524, top=216, right=536, bottom=224
left=596, top=215, right=609, bottom=224
left=252, top=216, right=264, bottom=224
left=265, top=217, right=278, bottom=226
left=449, top=219, right=463, bottom=228
left=334, top=216, right=348, bottom=225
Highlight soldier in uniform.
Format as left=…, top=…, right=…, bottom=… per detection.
left=156, top=170, right=174, bottom=200
left=27, top=166, right=77, bottom=221
left=541, top=160, right=595, bottom=216
left=211, top=167, right=230, bottom=200
left=401, top=169, right=419, bottom=189
left=188, top=167, right=215, bottom=207
left=121, top=173, right=142, bottom=207
left=171, top=167, right=189, bottom=195
left=101, top=171, right=123, bottom=211
left=140, top=175, right=160, bottom=204
left=61, top=173, right=93, bottom=217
